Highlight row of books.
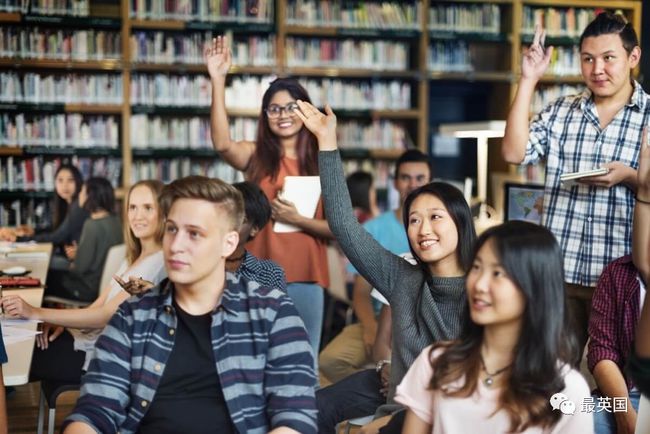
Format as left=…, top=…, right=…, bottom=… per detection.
left=0, top=27, right=121, bottom=61
left=129, top=0, right=272, bottom=22
left=0, top=113, right=119, bottom=148
left=131, top=158, right=243, bottom=185
left=337, top=120, right=409, bottom=150
left=301, top=78, right=412, bottom=111
left=0, top=0, right=88, bottom=14
left=0, top=198, right=51, bottom=230
left=522, top=7, right=602, bottom=38
left=130, top=114, right=212, bottom=149
left=0, top=72, right=123, bottom=104
left=546, top=46, right=581, bottom=77
left=428, top=41, right=472, bottom=73
left=0, top=156, right=122, bottom=191
left=428, top=4, right=501, bottom=34
left=131, top=74, right=412, bottom=111
left=131, top=74, right=273, bottom=109
left=286, top=0, right=420, bottom=30
left=531, top=84, right=584, bottom=114
left=130, top=32, right=275, bottom=66
left=285, top=37, right=409, bottom=71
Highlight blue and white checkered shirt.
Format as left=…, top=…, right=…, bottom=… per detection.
left=238, top=250, right=287, bottom=291
left=523, top=80, right=650, bottom=287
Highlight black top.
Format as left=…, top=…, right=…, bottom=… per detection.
left=31, top=199, right=90, bottom=245
left=138, top=299, right=236, bottom=434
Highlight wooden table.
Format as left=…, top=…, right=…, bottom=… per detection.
left=1, top=243, right=51, bottom=386
left=2, top=288, right=45, bottom=386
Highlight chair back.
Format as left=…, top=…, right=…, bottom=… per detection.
left=99, top=243, right=126, bottom=294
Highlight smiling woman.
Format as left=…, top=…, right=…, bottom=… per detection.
left=205, top=35, right=334, bottom=366
left=0, top=179, right=167, bottom=386
left=291, top=100, right=478, bottom=433
left=395, top=222, right=593, bottom=434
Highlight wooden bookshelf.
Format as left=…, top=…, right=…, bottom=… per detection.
left=0, top=0, right=644, bottom=205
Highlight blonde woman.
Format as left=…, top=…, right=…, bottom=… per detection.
left=1, top=180, right=167, bottom=382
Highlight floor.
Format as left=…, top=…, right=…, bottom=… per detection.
left=6, top=382, right=79, bottom=433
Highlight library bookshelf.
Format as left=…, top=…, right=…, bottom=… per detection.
left=0, top=0, right=643, bottom=227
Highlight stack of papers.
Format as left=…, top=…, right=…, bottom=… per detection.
left=1, top=317, right=42, bottom=345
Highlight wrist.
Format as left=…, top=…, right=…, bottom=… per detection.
left=375, top=359, right=391, bottom=373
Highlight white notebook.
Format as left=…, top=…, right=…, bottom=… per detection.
left=560, top=167, right=609, bottom=187
left=273, top=176, right=321, bottom=233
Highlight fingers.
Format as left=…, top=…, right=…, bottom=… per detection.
left=113, top=274, right=127, bottom=288
left=324, top=104, right=335, bottom=117
left=50, top=326, right=64, bottom=341
left=532, top=25, right=541, bottom=47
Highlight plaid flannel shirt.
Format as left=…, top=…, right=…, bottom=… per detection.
left=63, top=274, right=317, bottom=434
left=523, top=80, right=650, bottom=286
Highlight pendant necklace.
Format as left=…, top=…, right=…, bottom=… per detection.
left=480, top=355, right=511, bottom=387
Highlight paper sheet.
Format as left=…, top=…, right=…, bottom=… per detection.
left=2, top=325, right=41, bottom=345
left=273, top=176, right=322, bottom=233
left=1, top=317, right=43, bottom=326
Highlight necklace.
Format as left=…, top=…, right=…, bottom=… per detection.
left=480, top=355, right=511, bottom=387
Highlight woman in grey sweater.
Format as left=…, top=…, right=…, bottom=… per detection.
left=294, top=101, right=476, bottom=433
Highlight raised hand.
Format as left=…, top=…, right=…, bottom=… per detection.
left=521, top=26, right=553, bottom=81
left=204, top=35, right=232, bottom=79
left=294, top=100, right=337, bottom=150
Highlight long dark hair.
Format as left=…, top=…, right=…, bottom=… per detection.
left=402, top=182, right=476, bottom=275
left=83, top=177, right=115, bottom=214
left=53, top=164, right=83, bottom=228
left=247, top=78, right=319, bottom=183
left=429, top=221, right=576, bottom=432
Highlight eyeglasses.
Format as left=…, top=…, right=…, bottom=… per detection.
left=265, top=102, right=299, bottom=118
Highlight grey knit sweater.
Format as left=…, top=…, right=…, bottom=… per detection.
left=319, top=150, right=467, bottom=403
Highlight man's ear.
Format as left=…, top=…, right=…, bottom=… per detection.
left=223, top=231, right=239, bottom=258
left=629, top=46, right=641, bottom=68
left=249, top=226, right=260, bottom=239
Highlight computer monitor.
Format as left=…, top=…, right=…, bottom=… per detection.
left=503, top=182, right=545, bottom=224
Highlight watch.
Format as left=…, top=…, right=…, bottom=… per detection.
left=375, top=359, right=391, bottom=373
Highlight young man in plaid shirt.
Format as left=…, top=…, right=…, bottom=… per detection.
left=502, top=12, right=650, bottom=362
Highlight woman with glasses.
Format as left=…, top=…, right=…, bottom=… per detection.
left=204, top=36, right=333, bottom=366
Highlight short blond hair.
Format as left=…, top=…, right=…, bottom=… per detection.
left=159, top=176, right=244, bottom=231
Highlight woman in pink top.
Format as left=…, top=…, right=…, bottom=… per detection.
left=205, top=36, right=333, bottom=364
left=395, top=221, right=594, bottom=433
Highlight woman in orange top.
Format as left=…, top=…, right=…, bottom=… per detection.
left=205, top=36, right=332, bottom=365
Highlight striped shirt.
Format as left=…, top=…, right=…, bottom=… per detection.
left=63, top=273, right=317, bottom=434
left=237, top=250, right=287, bottom=291
left=523, top=81, right=650, bottom=286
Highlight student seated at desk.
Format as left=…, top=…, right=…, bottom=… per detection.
left=62, top=176, right=317, bottom=434
left=0, top=164, right=89, bottom=270
left=1, top=180, right=166, bottom=384
left=0, top=325, right=8, bottom=434
left=45, top=177, right=123, bottom=302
